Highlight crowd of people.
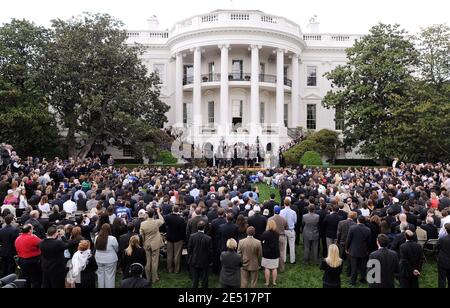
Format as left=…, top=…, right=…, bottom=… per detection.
left=0, top=146, right=450, bottom=288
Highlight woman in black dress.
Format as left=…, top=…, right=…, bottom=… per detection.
left=121, top=235, right=147, bottom=279
left=261, top=220, right=280, bottom=287
left=320, top=244, right=343, bottom=288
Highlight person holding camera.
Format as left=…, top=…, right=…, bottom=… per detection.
left=39, top=226, right=69, bottom=288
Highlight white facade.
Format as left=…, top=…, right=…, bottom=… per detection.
left=125, top=10, right=362, bottom=158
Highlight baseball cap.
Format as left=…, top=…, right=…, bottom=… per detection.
left=263, top=209, right=270, bottom=216
left=109, top=197, right=116, bottom=205
left=253, top=205, right=261, bottom=213
left=245, top=204, right=251, bottom=211
left=274, top=206, right=281, bottom=214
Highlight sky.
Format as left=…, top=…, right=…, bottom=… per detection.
left=1, top=0, right=449, bottom=34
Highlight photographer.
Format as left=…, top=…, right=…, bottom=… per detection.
left=39, top=226, right=70, bottom=288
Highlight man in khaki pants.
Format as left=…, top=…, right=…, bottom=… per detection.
left=268, top=205, right=288, bottom=272
left=237, top=227, right=262, bottom=288
left=140, top=207, right=165, bottom=284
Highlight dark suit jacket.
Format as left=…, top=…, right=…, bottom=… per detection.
left=399, top=241, right=424, bottom=278
left=368, top=247, right=399, bottom=288
left=389, top=233, right=406, bottom=253
left=437, top=235, right=450, bottom=270
left=0, top=225, right=19, bottom=257
left=346, top=224, right=371, bottom=258
left=165, top=213, right=187, bottom=243
left=187, top=231, right=212, bottom=269
left=247, top=213, right=267, bottom=240
left=210, top=217, right=226, bottom=251
left=219, top=251, right=242, bottom=287
left=218, top=222, right=239, bottom=252
left=421, top=224, right=438, bottom=240
left=336, top=219, right=356, bottom=247
left=39, top=238, right=69, bottom=273
left=120, top=277, right=151, bottom=288
left=323, top=212, right=343, bottom=239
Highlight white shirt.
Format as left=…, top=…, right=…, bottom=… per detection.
left=19, top=195, right=28, bottom=209
left=38, top=203, right=51, bottom=216
left=441, top=215, right=450, bottom=228
left=63, top=199, right=77, bottom=214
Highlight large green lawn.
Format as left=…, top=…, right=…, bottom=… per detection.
left=131, top=184, right=439, bottom=288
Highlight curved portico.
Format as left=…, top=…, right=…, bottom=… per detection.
left=125, top=9, right=361, bottom=160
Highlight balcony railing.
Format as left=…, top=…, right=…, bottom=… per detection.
left=183, top=73, right=292, bottom=86
left=259, top=74, right=276, bottom=83
left=201, top=73, right=221, bottom=82
left=183, top=76, right=193, bottom=85
left=262, top=125, right=279, bottom=135
left=284, top=78, right=292, bottom=87
left=201, top=125, right=217, bottom=134
left=228, top=72, right=251, bottom=81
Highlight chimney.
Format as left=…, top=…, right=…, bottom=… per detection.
left=307, top=15, right=319, bottom=33
left=147, top=15, right=159, bottom=30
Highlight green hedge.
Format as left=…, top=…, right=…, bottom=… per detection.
left=283, top=129, right=340, bottom=166
left=300, top=151, right=322, bottom=166
left=156, top=150, right=178, bottom=164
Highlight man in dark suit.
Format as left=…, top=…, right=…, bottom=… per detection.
left=389, top=222, right=409, bottom=254
left=337, top=211, right=357, bottom=275
left=39, top=226, right=69, bottom=288
left=210, top=208, right=226, bottom=274
left=437, top=223, right=450, bottom=288
left=247, top=206, right=267, bottom=240
left=0, top=215, right=19, bottom=276
left=316, top=203, right=329, bottom=258
left=218, top=213, right=239, bottom=252
left=399, top=230, right=424, bottom=288
left=186, top=207, right=208, bottom=240
left=187, top=221, right=212, bottom=288
left=165, top=206, right=187, bottom=274
left=324, top=205, right=344, bottom=247
left=367, top=234, right=399, bottom=288
left=421, top=217, right=439, bottom=240
left=264, top=193, right=277, bottom=217
left=346, top=216, right=371, bottom=286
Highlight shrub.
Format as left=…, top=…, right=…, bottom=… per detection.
left=282, top=129, right=340, bottom=166
left=300, top=151, right=322, bottom=166
left=156, top=150, right=177, bottom=164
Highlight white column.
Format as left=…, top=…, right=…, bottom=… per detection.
left=291, top=53, right=299, bottom=128
left=276, top=49, right=285, bottom=127
left=219, top=44, right=229, bottom=135
left=250, top=45, right=260, bottom=136
left=175, top=52, right=183, bottom=126
left=193, top=47, right=202, bottom=135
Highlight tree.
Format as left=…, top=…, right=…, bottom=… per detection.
left=322, top=23, right=419, bottom=160
left=282, top=129, right=340, bottom=165
left=0, top=19, right=61, bottom=157
left=416, top=24, right=450, bottom=90
left=46, top=13, right=170, bottom=159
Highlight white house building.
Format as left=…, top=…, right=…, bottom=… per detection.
left=121, top=10, right=363, bottom=160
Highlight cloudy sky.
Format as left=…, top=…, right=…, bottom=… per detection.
left=1, top=0, right=449, bottom=34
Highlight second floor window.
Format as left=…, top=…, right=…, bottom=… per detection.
left=183, top=65, right=193, bottom=84
left=153, top=64, right=165, bottom=84
left=208, top=62, right=215, bottom=80
left=232, top=60, right=243, bottom=80
left=307, top=66, right=317, bottom=86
